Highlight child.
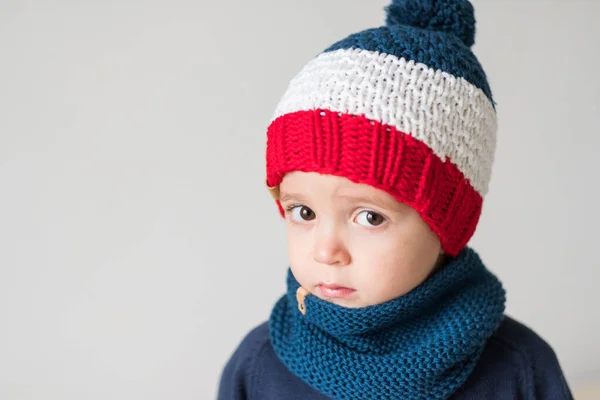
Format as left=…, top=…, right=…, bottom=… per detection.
left=218, top=0, right=573, bottom=398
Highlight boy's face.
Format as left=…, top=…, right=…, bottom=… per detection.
left=279, top=171, right=444, bottom=308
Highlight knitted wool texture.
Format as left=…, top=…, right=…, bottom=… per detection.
left=265, top=0, right=497, bottom=256
left=269, top=247, right=506, bottom=400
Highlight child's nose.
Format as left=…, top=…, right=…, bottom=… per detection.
left=312, top=234, right=351, bottom=266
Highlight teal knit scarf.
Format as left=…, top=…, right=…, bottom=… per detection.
left=269, top=247, right=506, bottom=400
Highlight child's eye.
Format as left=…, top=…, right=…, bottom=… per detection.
left=355, top=210, right=386, bottom=227
left=288, top=205, right=316, bottom=222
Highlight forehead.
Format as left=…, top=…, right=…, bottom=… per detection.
left=279, top=171, right=403, bottom=210
left=280, top=171, right=369, bottom=193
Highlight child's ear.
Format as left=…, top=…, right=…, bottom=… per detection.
left=266, top=180, right=280, bottom=200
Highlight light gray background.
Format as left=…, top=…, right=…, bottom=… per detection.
left=1, top=0, right=599, bottom=399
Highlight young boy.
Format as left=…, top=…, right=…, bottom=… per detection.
left=218, top=0, right=573, bottom=398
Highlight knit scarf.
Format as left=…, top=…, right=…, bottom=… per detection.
left=269, top=247, right=506, bottom=400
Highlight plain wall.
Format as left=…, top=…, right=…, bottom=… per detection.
left=1, top=0, right=599, bottom=398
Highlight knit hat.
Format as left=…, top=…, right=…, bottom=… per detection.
left=265, top=0, right=497, bottom=257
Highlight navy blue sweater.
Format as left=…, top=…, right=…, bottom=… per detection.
left=218, top=315, right=572, bottom=399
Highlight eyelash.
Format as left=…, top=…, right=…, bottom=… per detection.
left=284, top=203, right=303, bottom=212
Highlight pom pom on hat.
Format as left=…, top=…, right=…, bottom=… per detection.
left=385, top=0, right=476, bottom=47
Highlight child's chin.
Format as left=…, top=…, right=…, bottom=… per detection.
left=316, top=293, right=365, bottom=308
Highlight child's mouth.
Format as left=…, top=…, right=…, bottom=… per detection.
left=317, top=283, right=356, bottom=298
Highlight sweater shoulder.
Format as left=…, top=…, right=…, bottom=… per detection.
left=491, top=315, right=556, bottom=356
left=218, top=322, right=271, bottom=399
left=484, top=315, right=573, bottom=399
left=224, top=321, right=271, bottom=368
left=454, top=315, right=573, bottom=399
left=238, top=321, right=271, bottom=356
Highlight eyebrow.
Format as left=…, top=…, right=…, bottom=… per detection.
left=279, top=191, right=400, bottom=212
left=336, top=194, right=400, bottom=211
left=279, top=192, right=309, bottom=204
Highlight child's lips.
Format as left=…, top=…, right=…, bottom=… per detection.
left=317, top=283, right=356, bottom=298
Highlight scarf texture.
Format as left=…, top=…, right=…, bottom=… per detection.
left=269, top=247, right=506, bottom=400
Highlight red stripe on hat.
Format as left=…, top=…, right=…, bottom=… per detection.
left=266, top=109, right=483, bottom=256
